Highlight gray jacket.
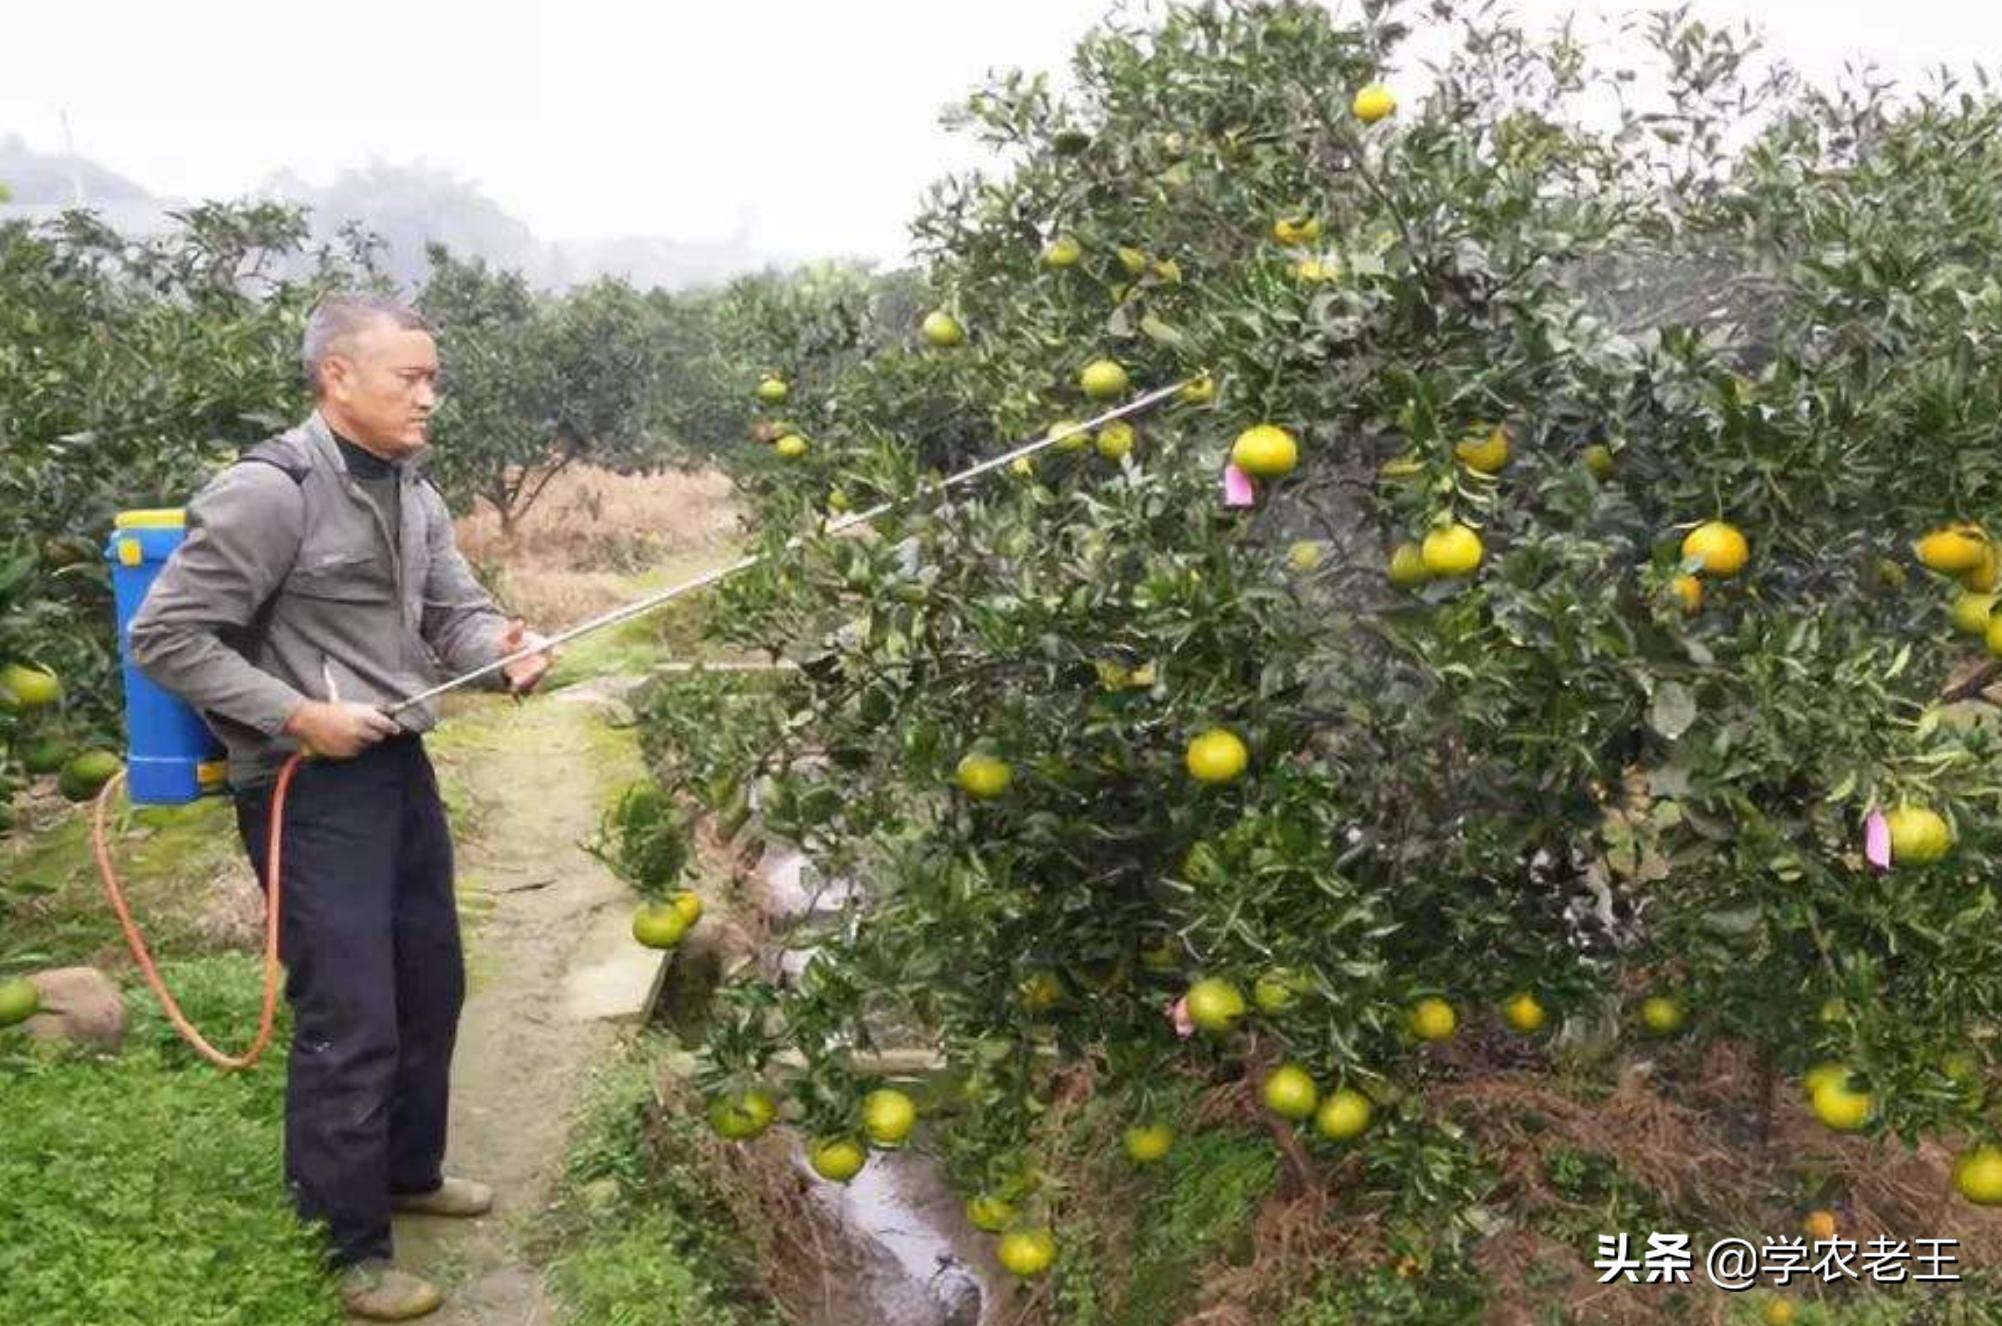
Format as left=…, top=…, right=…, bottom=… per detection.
left=130, top=411, right=509, bottom=787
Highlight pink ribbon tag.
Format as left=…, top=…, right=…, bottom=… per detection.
left=1222, top=463, right=1256, bottom=507
left=1168, top=994, right=1194, bottom=1040
left=1864, top=811, right=1891, bottom=873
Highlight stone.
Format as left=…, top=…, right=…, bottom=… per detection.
left=23, top=966, right=126, bottom=1050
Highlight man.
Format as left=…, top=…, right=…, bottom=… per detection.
left=130, top=292, right=553, bottom=1321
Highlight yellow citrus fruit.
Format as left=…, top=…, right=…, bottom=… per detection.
left=1353, top=83, right=1397, bottom=123
left=1010, top=456, right=1036, bottom=478
left=1954, top=1144, right=2002, bottom=1206
left=1421, top=524, right=1484, bottom=578
left=1272, top=215, right=1322, bottom=245
left=0, top=976, right=41, bottom=1028
left=1314, top=1088, right=1374, bottom=1142
left=1886, top=805, right=1952, bottom=866
left=1177, top=375, right=1217, bottom=405
left=1048, top=418, right=1091, bottom=452
left=1802, top=1209, right=1837, bottom=1241
left=1985, top=612, right=2002, bottom=659
left=755, top=376, right=788, bottom=404
left=1681, top=521, right=1749, bottom=576
left=1583, top=444, right=1616, bottom=479
left=1454, top=425, right=1511, bottom=474
left=631, top=902, right=688, bottom=949
left=997, top=1227, right=1056, bottom=1278
left=1803, top=1062, right=1849, bottom=1098
left=1116, top=246, right=1149, bottom=277
left=1501, top=992, right=1546, bottom=1034
left=775, top=434, right=809, bottom=459
left=966, top=1194, right=1015, bottom=1232
left=0, top=663, right=61, bottom=710
left=1262, top=1064, right=1320, bottom=1120
left=827, top=489, right=851, bottom=514
left=1952, top=592, right=1996, bottom=635
left=670, top=891, right=704, bottom=927
left=921, top=310, right=966, bottom=347
left=1671, top=574, right=1703, bottom=614
left=1639, top=995, right=1686, bottom=1036
left=1185, top=728, right=1249, bottom=783
left=1387, top=542, right=1431, bottom=588
left=708, top=1089, right=777, bottom=1140
left=1152, top=257, right=1182, bottom=284
left=1287, top=540, right=1325, bottom=572
left=1080, top=358, right=1130, bottom=400
left=1185, top=977, right=1247, bottom=1033
left=1123, top=1122, right=1174, bottom=1164
left=1043, top=234, right=1082, bottom=268
left=809, top=1136, right=868, bottom=1184
left=1018, top=969, right=1065, bottom=1014
left=1810, top=1075, right=1872, bottom=1132
left=954, top=753, right=1013, bottom=799
left=1254, top=969, right=1304, bottom=1014
left=1096, top=420, right=1137, bottom=460
left=1230, top=424, right=1299, bottom=478
left=1408, top=997, right=1457, bottom=1042
left=862, top=1088, right=918, bottom=1148
left=1915, top=524, right=1989, bottom=574
left=1965, top=543, right=2002, bottom=592
left=1762, top=1299, right=1799, bottom=1326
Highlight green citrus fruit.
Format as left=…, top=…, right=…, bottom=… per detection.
left=1314, top=1088, right=1374, bottom=1142
left=1185, top=977, right=1246, bottom=1033
left=808, top=1136, right=868, bottom=1183
left=1123, top=1122, right=1174, bottom=1164
left=1261, top=1064, right=1320, bottom=1120
left=862, top=1088, right=918, bottom=1147
left=0, top=976, right=40, bottom=1028
left=997, top=1227, right=1056, bottom=1278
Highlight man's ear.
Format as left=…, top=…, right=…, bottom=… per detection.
left=320, top=352, right=353, bottom=399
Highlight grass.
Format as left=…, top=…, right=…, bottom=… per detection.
left=2, top=793, right=245, bottom=973
left=531, top=1032, right=781, bottom=1326
left=0, top=957, right=339, bottom=1326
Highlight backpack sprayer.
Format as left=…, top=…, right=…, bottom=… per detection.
left=94, top=380, right=1193, bottom=1069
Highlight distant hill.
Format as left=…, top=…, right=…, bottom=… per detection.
left=0, top=133, right=150, bottom=205
left=0, top=138, right=806, bottom=292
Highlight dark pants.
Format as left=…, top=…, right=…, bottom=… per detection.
left=235, top=733, right=465, bottom=1269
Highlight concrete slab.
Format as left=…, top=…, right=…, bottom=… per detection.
left=561, top=902, right=668, bottom=1023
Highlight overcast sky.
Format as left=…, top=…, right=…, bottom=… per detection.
left=2, top=0, right=1995, bottom=264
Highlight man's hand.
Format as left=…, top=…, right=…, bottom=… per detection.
left=498, top=619, right=555, bottom=696
left=284, top=700, right=401, bottom=760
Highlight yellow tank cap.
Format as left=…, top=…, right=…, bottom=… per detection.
left=114, top=508, right=187, bottom=530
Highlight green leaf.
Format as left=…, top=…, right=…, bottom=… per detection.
left=1648, top=682, right=1697, bottom=741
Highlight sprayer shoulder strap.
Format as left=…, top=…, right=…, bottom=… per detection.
left=239, top=435, right=313, bottom=485
left=229, top=435, right=313, bottom=645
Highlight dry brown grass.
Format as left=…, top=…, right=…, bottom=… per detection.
left=453, top=465, right=741, bottom=630
left=985, top=1034, right=2002, bottom=1326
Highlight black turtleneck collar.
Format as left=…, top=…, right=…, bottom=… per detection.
left=332, top=429, right=400, bottom=481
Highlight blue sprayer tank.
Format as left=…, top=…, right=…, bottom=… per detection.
left=106, top=510, right=229, bottom=805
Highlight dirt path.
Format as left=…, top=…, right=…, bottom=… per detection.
left=390, top=677, right=651, bottom=1325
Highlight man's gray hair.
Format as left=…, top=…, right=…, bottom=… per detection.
left=302, top=292, right=432, bottom=394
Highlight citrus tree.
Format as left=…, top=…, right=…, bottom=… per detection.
left=415, top=249, right=705, bottom=530
left=632, top=0, right=2002, bottom=1266
left=0, top=203, right=366, bottom=812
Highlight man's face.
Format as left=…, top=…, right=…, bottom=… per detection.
left=319, top=320, right=440, bottom=457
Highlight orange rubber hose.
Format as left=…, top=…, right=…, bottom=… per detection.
left=92, top=753, right=301, bottom=1070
